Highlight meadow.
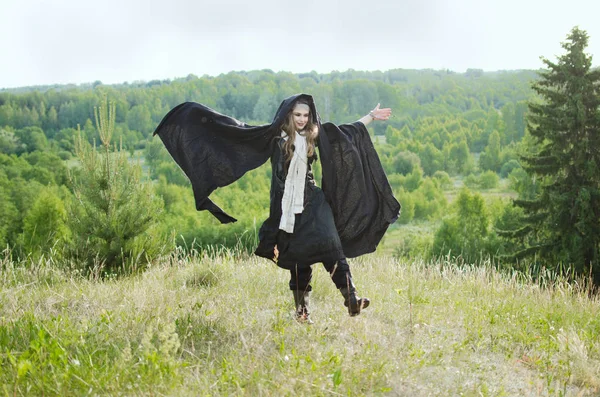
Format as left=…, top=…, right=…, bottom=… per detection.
left=2, top=249, right=599, bottom=396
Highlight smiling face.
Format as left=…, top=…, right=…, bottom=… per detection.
left=291, top=103, right=310, bottom=132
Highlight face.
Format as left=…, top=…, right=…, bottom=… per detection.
left=291, top=104, right=310, bottom=132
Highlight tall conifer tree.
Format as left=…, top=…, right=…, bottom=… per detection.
left=506, top=27, right=600, bottom=283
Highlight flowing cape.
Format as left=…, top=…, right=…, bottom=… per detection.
left=154, top=94, right=400, bottom=258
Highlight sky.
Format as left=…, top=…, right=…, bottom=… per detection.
left=1, top=0, right=599, bottom=89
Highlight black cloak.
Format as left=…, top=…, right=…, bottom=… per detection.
left=153, top=93, right=400, bottom=262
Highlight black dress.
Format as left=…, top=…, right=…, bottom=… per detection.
left=254, top=138, right=345, bottom=269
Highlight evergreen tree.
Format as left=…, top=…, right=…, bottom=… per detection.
left=504, top=27, right=600, bottom=283
left=68, top=98, right=165, bottom=273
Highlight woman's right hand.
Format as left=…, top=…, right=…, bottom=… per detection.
left=274, top=245, right=279, bottom=262
left=369, top=103, right=392, bottom=121
left=358, top=103, right=392, bottom=126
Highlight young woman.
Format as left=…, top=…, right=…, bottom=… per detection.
left=154, top=94, right=399, bottom=323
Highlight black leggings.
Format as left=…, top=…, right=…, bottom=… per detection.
left=289, top=258, right=353, bottom=291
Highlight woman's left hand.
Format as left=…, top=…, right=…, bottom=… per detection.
left=370, top=103, right=392, bottom=121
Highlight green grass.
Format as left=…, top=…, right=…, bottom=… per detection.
left=1, top=251, right=600, bottom=396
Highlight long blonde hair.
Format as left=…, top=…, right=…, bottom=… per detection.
left=280, top=100, right=319, bottom=163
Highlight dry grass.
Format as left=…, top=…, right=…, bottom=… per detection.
left=1, top=250, right=600, bottom=396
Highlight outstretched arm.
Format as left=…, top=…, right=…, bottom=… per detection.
left=358, top=103, right=392, bottom=126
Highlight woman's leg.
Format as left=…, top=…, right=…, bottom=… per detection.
left=322, top=258, right=370, bottom=316
left=289, top=264, right=312, bottom=292
left=289, top=264, right=313, bottom=323
left=322, top=259, right=351, bottom=289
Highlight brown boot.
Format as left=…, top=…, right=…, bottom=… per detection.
left=339, top=287, right=370, bottom=316
left=293, top=290, right=314, bottom=324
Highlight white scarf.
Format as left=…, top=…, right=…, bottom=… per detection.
left=279, top=131, right=308, bottom=233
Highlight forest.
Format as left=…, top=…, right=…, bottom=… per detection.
left=0, top=27, right=598, bottom=283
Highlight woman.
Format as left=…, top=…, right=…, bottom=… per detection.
left=254, top=98, right=392, bottom=322
left=154, top=94, right=399, bottom=322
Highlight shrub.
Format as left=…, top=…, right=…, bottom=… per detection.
left=395, top=188, right=415, bottom=224
left=19, top=187, right=71, bottom=260
left=432, top=170, right=452, bottom=190
left=431, top=188, right=495, bottom=263
left=479, top=170, right=499, bottom=189
left=392, top=151, right=421, bottom=175
left=463, top=173, right=479, bottom=189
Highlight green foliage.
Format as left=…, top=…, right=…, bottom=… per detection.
left=494, top=200, right=527, bottom=260
left=14, top=127, right=49, bottom=153
left=412, top=178, right=447, bottom=220
left=432, top=188, right=499, bottom=262
left=126, top=104, right=154, bottom=137
left=22, top=151, right=69, bottom=185
left=432, top=170, right=452, bottom=189
left=507, top=27, right=600, bottom=283
left=500, top=159, right=521, bottom=178
left=392, top=151, right=421, bottom=175
left=479, top=171, right=499, bottom=189
left=501, top=101, right=528, bottom=144
left=153, top=162, right=270, bottom=254
left=385, top=125, right=410, bottom=146
left=54, top=127, right=78, bottom=153
left=445, top=140, right=474, bottom=175
left=395, top=188, right=415, bottom=224
left=388, top=167, right=423, bottom=193
left=479, top=130, right=502, bottom=172
left=464, top=171, right=499, bottom=190
left=392, top=231, right=433, bottom=258
left=0, top=313, right=182, bottom=395
left=155, top=162, right=189, bottom=186
left=18, top=187, right=71, bottom=260
left=463, top=173, right=479, bottom=189
left=392, top=176, right=446, bottom=223
left=0, top=171, right=18, bottom=248
left=144, top=138, right=172, bottom=171
left=144, top=138, right=189, bottom=185
left=507, top=167, right=537, bottom=200
left=0, top=127, right=25, bottom=154
left=418, top=143, right=444, bottom=176
left=68, top=99, right=166, bottom=273
left=0, top=163, right=66, bottom=253
left=403, top=167, right=423, bottom=192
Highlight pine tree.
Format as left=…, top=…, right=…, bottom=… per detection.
left=503, top=27, right=600, bottom=283
left=68, top=97, right=165, bottom=274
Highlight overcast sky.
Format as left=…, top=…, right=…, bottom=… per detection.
left=1, top=0, right=599, bottom=89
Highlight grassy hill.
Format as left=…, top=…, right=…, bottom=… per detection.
left=1, top=251, right=599, bottom=396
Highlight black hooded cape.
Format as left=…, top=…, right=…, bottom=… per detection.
left=154, top=94, right=400, bottom=261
